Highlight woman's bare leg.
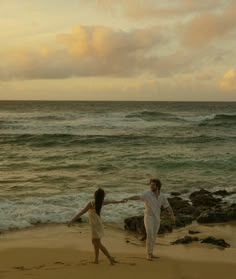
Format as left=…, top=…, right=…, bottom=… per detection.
left=97, top=239, right=116, bottom=265
left=92, top=239, right=100, bottom=264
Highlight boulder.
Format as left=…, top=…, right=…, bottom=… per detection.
left=189, top=189, right=222, bottom=208
left=201, top=237, right=230, bottom=248
left=158, top=222, right=173, bottom=234
left=171, top=236, right=199, bottom=245
left=175, top=214, right=194, bottom=228
left=188, top=230, right=201, bottom=235
left=170, top=192, right=182, bottom=197
left=124, top=215, right=174, bottom=236
left=189, top=188, right=211, bottom=199
left=168, top=197, right=196, bottom=216
left=197, top=204, right=236, bottom=223
left=213, top=190, right=231, bottom=197
left=124, top=189, right=235, bottom=238
left=75, top=218, right=82, bottom=223
left=124, top=216, right=145, bottom=235
left=197, top=210, right=227, bottom=223
left=171, top=235, right=230, bottom=248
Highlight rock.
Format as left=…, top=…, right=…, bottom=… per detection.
left=175, top=214, right=194, bottom=228
left=168, top=197, right=197, bottom=216
left=171, top=235, right=230, bottom=248
left=158, top=222, right=173, bottom=234
left=124, top=198, right=195, bottom=236
left=227, top=203, right=236, bottom=220
left=124, top=189, right=235, bottom=238
left=124, top=215, right=174, bottom=236
left=213, top=190, right=231, bottom=197
left=201, top=237, right=230, bottom=248
left=171, top=192, right=182, bottom=197
left=171, top=236, right=199, bottom=245
left=189, top=189, right=222, bottom=208
left=75, top=218, right=82, bottom=223
left=189, top=230, right=201, bottom=235
left=197, top=204, right=236, bottom=223
left=197, top=210, right=227, bottom=223
left=189, top=188, right=211, bottom=199
left=124, top=216, right=145, bottom=235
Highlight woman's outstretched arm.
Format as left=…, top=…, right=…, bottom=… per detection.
left=68, top=202, right=91, bottom=226
left=103, top=200, right=126, bottom=205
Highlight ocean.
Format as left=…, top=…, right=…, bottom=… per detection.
left=0, top=101, right=235, bottom=231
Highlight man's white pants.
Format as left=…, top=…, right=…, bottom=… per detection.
left=144, top=214, right=160, bottom=255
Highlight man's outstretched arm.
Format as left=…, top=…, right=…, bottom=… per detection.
left=124, top=195, right=141, bottom=201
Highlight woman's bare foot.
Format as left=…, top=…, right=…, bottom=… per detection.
left=147, top=254, right=153, bottom=261
left=109, top=257, right=117, bottom=265
left=151, top=254, right=160, bottom=259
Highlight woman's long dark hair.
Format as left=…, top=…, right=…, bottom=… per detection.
left=94, top=188, right=105, bottom=216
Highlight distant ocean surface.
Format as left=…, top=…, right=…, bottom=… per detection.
left=0, top=101, right=236, bottom=231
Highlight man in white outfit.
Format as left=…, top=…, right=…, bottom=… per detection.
left=125, top=179, right=175, bottom=260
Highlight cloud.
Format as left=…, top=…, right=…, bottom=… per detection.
left=1, top=24, right=198, bottom=80
left=0, top=23, right=225, bottom=81
left=182, top=1, right=236, bottom=48
left=92, top=0, right=222, bottom=19
left=219, top=69, right=236, bottom=91
left=57, top=25, right=163, bottom=57
left=195, top=72, right=215, bottom=81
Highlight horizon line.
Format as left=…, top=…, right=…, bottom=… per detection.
left=0, top=100, right=236, bottom=102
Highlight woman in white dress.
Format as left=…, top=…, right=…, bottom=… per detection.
left=68, top=188, right=125, bottom=265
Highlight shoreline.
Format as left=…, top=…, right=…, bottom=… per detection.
left=0, top=223, right=236, bottom=278
left=1, top=221, right=236, bottom=247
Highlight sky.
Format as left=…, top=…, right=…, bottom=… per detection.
left=0, top=0, right=236, bottom=101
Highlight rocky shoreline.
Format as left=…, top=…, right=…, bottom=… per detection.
left=124, top=188, right=236, bottom=246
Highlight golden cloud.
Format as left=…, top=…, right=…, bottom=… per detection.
left=219, top=69, right=236, bottom=91
left=92, top=0, right=222, bottom=19
left=57, top=25, right=162, bottom=57
left=182, top=2, right=236, bottom=48
left=1, top=25, right=194, bottom=80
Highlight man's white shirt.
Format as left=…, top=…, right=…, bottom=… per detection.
left=140, top=191, right=170, bottom=219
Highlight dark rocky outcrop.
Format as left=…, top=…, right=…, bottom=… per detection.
left=168, top=197, right=196, bottom=216
left=75, top=218, right=82, bottom=223
left=124, top=188, right=236, bottom=236
left=171, top=235, right=230, bottom=248
left=213, top=190, right=232, bottom=197
left=197, top=204, right=236, bottom=223
left=201, top=237, right=230, bottom=248
left=189, top=189, right=222, bottom=208
left=158, top=221, right=173, bottom=234
left=124, top=215, right=174, bottom=237
left=188, top=230, right=201, bottom=235
left=175, top=214, right=194, bottom=228
left=124, top=216, right=145, bottom=235
left=170, top=192, right=182, bottom=197
left=171, top=236, right=199, bottom=245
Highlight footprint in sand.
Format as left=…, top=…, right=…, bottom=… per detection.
left=54, top=262, right=65, bottom=265
left=13, top=266, right=30, bottom=271
left=34, top=265, right=45, bottom=269
left=119, top=262, right=136, bottom=266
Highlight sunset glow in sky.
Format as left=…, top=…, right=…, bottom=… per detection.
left=0, top=0, right=236, bottom=100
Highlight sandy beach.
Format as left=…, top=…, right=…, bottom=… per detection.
left=0, top=223, right=236, bottom=279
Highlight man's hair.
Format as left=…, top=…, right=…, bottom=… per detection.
left=150, top=178, right=162, bottom=190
